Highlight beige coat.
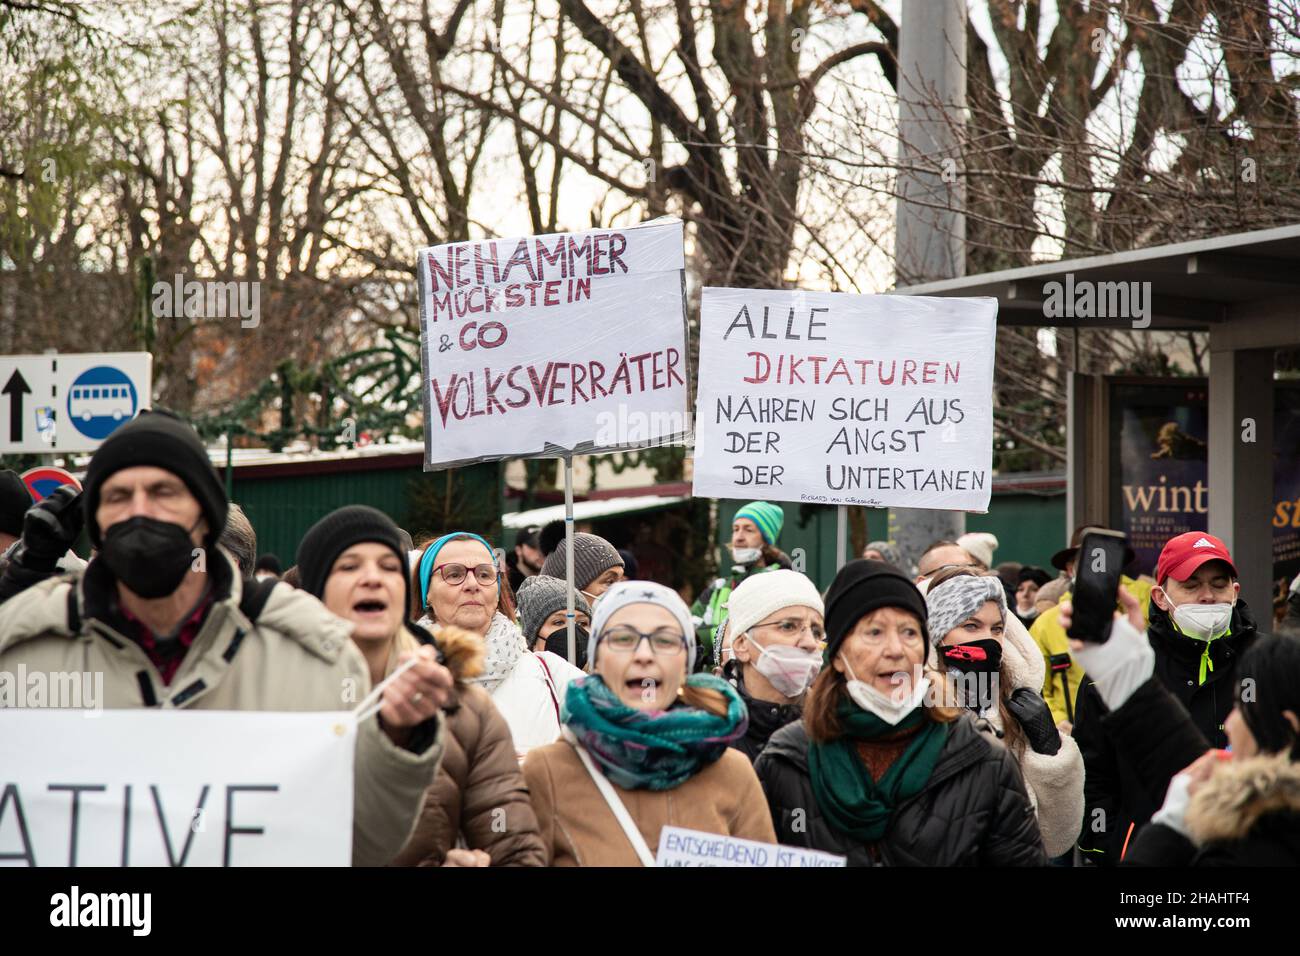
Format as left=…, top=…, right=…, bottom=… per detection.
left=523, top=740, right=776, bottom=866
left=988, top=613, right=1086, bottom=857
left=0, top=548, right=444, bottom=866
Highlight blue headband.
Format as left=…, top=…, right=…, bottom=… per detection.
left=417, top=532, right=496, bottom=610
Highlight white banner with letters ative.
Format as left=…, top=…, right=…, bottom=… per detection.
left=0, top=710, right=355, bottom=866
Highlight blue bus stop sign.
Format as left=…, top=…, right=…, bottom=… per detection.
left=67, top=366, right=138, bottom=441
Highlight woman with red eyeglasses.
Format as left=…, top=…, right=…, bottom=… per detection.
left=416, top=532, right=584, bottom=758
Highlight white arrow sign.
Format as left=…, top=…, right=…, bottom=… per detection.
left=0, top=353, right=152, bottom=454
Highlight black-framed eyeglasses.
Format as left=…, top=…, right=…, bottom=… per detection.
left=433, top=563, right=499, bottom=586
left=599, top=625, right=687, bottom=656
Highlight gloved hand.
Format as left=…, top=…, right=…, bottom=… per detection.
left=1061, top=586, right=1155, bottom=711
left=1006, top=686, right=1062, bottom=755
left=11, top=485, right=83, bottom=571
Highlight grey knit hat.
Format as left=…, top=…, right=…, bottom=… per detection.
left=924, top=574, right=1006, bottom=646
left=517, top=574, right=592, bottom=645
left=589, top=580, right=697, bottom=671
left=863, top=540, right=905, bottom=569
left=539, top=532, right=624, bottom=591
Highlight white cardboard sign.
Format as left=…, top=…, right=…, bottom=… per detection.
left=417, top=219, right=689, bottom=470
left=691, top=289, right=997, bottom=511
left=656, top=825, right=846, bottom=867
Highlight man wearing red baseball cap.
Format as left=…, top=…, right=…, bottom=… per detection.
left=1151, top=532, right=1246, bottom=683
left=1073, top=530, right=1263, bottom=866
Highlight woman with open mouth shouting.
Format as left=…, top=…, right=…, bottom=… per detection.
left=522, top=581, right=776, bottom=865
left=754, top=559, right=1047, bottom=866
left=299, top=507, right=544, bottom=867
left=416, top=531, right=585, bottom=757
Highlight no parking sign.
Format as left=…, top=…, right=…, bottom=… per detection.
left=19, top=466, right=82, bottom=502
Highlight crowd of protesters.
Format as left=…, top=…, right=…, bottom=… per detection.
left=0, top=408, right=1296, bottom=867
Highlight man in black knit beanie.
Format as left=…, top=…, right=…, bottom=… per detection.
left=0, top=409, right=455, bottom=866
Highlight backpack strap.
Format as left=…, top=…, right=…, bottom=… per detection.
left=238, top=578, right=278, bottom=624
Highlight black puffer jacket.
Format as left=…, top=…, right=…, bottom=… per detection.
left=754, top=714, right=1047, bottom=866
left=1097, top=676, right=1300, bottom=867
left=723, top=660, right=803, bottom=763
left=1074, top=597, right=1261, bottom=865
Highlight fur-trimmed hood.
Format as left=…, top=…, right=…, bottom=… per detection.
left=1000, top=612, right=1046, bottom=691
left=433, top=624, right=485, bottom=683
left=1186, top=753, right=1300, bottom=844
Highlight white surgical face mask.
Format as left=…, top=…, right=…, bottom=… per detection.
left=1170, top=600, right=1234, bottom=641
left=731, top=547, right=762, bottom=566
left=743, top=633, right=821, bottom=698
left=841, top=657, right=929, bottom=725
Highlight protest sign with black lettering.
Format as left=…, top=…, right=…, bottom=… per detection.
left=691, top=288, right=997, bottom=511
left=656, top=825, right=846, bottom=867
left=0, top=710, right=354, bottom=866
left=417, top=218, right=690, bottom=470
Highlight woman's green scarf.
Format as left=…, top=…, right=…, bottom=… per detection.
left=808, top=700, right=949, bottom=843
left=563, top=673, right=747, bottom=790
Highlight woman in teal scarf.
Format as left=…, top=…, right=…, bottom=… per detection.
left=522, top=581, right=777, bottom=865
left=753, top=560, right=1047, bottom=866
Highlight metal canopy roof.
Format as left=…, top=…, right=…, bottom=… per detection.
left=501, top=494, right=687, bottom=529
left=892, top=222, right=1300, bottom=330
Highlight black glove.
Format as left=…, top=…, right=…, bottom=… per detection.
left=1006, top=686, right=1062, bottom=755
left=12, top=485, right=83, bottom=572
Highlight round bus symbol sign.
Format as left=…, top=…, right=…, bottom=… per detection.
left=67, top=366, right=138, bottom=440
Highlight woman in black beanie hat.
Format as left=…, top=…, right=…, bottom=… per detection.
left=298, top=506, right=546, bottom=868
left=753, top=559, right=1047, bottom=866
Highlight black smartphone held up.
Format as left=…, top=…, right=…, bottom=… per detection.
left=1067, top=529, right=1129, bottom=644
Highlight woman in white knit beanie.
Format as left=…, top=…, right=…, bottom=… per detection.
left=722, top=569, right=826, bottom=763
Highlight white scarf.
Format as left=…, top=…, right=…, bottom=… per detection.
left=416, top=610, right=526, bottom=695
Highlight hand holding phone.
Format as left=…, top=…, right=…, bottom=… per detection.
left=1067, top=529, right=1129, bottom=644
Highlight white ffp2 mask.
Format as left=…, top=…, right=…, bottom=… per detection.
left=1171, top=601, right=1233, bottom=641
left=744, top=634, right=821, bottom=698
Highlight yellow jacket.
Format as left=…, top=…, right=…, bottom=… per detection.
left=1029, top=576, right=1155, bottom=726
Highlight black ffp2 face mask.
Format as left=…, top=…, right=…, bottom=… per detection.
left=942, top=638, right=1003, bottom=674
left=544, top=626, right=589, bottom=668
left=101, top=515, right=201, bottom=598
left=942, top=638, right=1003, bottom=713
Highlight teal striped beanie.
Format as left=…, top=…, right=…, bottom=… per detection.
left=735, top=501, right=784, bottom=545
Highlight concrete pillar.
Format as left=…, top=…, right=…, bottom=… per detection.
left=890, top=0, right=968, bottom=564
left=1206, top=346, right=1274, bottom=617
left=894, top=0, right=967, bottom=285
